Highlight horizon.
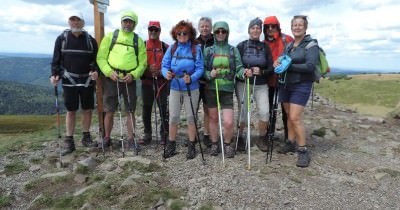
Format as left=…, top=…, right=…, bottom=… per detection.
left=0, top=0, right=399, bottom=71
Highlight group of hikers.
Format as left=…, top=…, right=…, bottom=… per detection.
left=50, top=10, right=320, bottom=168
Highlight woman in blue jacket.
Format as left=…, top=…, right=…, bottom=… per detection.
left=161, top=20, right=204, bottom=159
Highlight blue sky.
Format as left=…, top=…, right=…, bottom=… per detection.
left=0, top=0, right=399, bottom=71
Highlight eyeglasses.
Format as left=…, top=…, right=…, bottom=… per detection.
left=215, top=29, right=227, bottom=35
left=177, top=31, right=188, bottom=36
left=148, top=28, right=160, bottom=32
left=265, top=24, right=277, bottom=29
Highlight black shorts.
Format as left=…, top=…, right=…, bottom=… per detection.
left=206, top=90, right=233, bottom=109
left=63, top=86, right=95, bottom=111
left=198, top=82, right=208, bottom=106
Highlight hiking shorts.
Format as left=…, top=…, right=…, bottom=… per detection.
left=235, top=81, right=269, bottom=123
left=103, top=78, right=137, bottom=112
left=278, top=82, right=312, bottom=106
left=62, top=86, right=95, bottom=111
left=169, top=89, right=199, bottom=124
left=206, top=90, right=233, bottom=109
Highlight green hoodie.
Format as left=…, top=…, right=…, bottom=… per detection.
left=96, top=11, right=147, bottom=79
left=204, top=21, right=244, bottom=92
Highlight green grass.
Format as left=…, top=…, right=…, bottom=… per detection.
left=4, top=160, right=28, bottom=175
left=0, top=195, right=11, bottom=208
left=315, top=76, right=400, bottom=117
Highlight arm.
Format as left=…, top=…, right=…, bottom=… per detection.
left=96, top=33, right=113, bottom=78
left=131, top=37, right=147, bottom=80
left=233, top=47, right=245, bottom=80
left=51, top=35, right=62, bottom=76
left=189, top=45, right=204, bottom=82
left=290, top=45, right=319, bottom=73
left=203, top=46, right=212, bottom=81
left=161, top=46, right=172, bottom=79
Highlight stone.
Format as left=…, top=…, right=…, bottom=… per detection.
left=77, top=157, right=98, bottom=170
left=74, top=174, right=88, bottom=184
left=29, top=165, right=41, bottom=172
left=41, top=171, right=69, bottom=178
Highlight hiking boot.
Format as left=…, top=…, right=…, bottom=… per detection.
left=186, top=141, right=196, bottom=159
left=210, top=143, right=219, bottom=156
left=296, top=147, right=311, bottom=168
left=203, top=134, right=212, bottom=148
left=164, top=140, right=177, bottom=158
left=140, top=133, right=152, bottom=145
left=101, top=137, right=111, bottom=148
left=224, top=143, right=235, bottom=158
left=81, top=132, right=97, bottom=147
left=236, top=135, right=246, bottom=152
left=61, top=136, right=75, bottom=156
left=256, top=136, right=269, bottom=152
left=277, top=139, right=296, bottom=154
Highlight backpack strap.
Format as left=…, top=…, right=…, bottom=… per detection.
left=61, top=30, right=93, bottom=54
left=161, top=42, right=167, bottom=53
left=171, top=41, right=196, bottom=60
left=109, top=29, right=139, bottom=65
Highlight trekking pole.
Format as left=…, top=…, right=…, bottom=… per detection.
left=116, top=79, right=126, bottom=157
left=234, top=81, right=246, bottom=153
left=246, top=77, right=251, bottom=170
left=215, top=79, right=225, bottom=166
left=54, top=85, right=63, bottom=167
left=183, top=71, right=205, bottom=162
left=94, top=78, right=105, bottom=158
left=266, top=86, right=279, bottom=163
left=153, top=76, right=159, bottom=146
left=125, top=80, right=140, bottom=155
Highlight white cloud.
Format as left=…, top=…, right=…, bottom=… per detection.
left=0, top=0, right=399, bottom=71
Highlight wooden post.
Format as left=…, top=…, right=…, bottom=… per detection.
left=93, top=0, right=105, bottom=139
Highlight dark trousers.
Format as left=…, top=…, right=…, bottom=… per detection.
left=268, top=86, right=288, bottom=139
left=142, top=81, right=169, bottom=138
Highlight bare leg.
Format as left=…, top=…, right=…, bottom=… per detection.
left=81, top=109, right=92, bottom=133
left=222, top=109, right=234, bottom=143
left=65, top=111, right=76, bottom=136
left=208, top=107, right=219, bottom=143
left=104, top=112, right=114, bottom=138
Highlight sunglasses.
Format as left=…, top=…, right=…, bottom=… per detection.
left=177, top=31, right=188, bottom=36
left=265, top=24, right=277, bottom=29
left=215, top=29, right=227, bottom=34
left=148, top=28, right=160, bottom=32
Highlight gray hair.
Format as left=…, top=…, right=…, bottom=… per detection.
left=291, top=15, right=308, bottom=29
left=198, top=17, right=212, bottom=28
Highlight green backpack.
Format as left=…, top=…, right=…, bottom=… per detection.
left=305, top=41, right=330, bottom=82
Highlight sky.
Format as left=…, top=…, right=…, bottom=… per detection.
left=0, top=0, right=399, bottom=71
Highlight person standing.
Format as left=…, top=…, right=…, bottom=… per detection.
left=196, top=17, right=214, bottom=147
left=264, top=16, right=294, bottom=142
left=50, top=13, right=98, bottom=155
left=96, top=10, right=147, bottom=148
left=236, top=18, right=273, bottom=152
left=274, top=15, right=319, bottom=167
left=204, top=21, right=245, bottom=158
left=140, top=21, right=170, bottom=145
left=161, top=20, right=204, bottom=159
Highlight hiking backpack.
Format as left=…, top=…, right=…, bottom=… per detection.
left=61, top=29, right=94, bottom=54
left=305, top=41, right=330, bottom=82
left=109, top=29, right=139, bottom=65
left=206, top=45, right=236, bottom=80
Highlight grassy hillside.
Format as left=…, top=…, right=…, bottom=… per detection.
left=314, top=74, right=400, bottom=117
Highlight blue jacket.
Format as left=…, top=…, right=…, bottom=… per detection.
left=161, top=41, right=204, bottom=91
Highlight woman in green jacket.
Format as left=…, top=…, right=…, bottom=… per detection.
left=203, top=21, right=245, bottom=158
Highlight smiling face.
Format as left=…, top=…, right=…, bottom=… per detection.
left=121, top=19, right=135, bottom=32
left=68, top=16, right=84, bottom=32
left=148, top=26, right=160, bottom=40
left=291, top=17, right=307, bottom=39
left=176, top=27, right=189, bottom=43
left=249, top=24, right=262, bottom=40
left=198, top=20, right=212, bottom=37
left=214, top=28, right=227, bottom=42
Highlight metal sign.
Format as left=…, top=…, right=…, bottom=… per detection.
left=89, top=0, right=109, bottom=13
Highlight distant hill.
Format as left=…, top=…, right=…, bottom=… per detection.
left=0, top=80, right=64, bottom=114
left=0, top=55, right=51, bottom=87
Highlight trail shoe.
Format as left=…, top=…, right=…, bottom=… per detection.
left=296, top=147, right=311, bottom=168
left=236, top=135, right=246, bottom=152
left=81, top=132, right=97, bottom=147
left=164, top=140, right=177, bottom=158
left=102, top=137, right=111, bottom=148
left=140, top=133, right=152, bottom=145
left=277, top=139, right=296, bottom=154
left=256, top=136, right=269, bottom=152
left=224, top=143, right=235, bottom=158
left=210, top=143, right=219, bottom=156
left=203, top=134, right=212, bottom=148
left=61, top=136, right=76, bottom=156
left=186, top=141, right=197, bottom=159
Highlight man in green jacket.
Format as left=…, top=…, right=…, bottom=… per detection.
left=97, top=10, right=147, bottom=148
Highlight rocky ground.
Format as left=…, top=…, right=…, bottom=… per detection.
left=1, top=94, right=399, bottom=209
